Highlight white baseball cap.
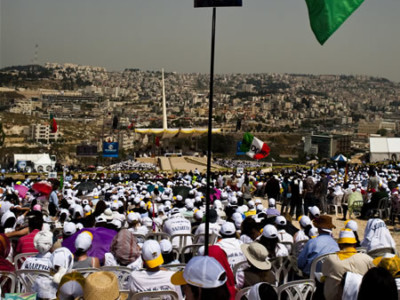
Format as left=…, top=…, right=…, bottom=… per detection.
left=299, top=215, right=312, bottom=228
left=345, top=220, right=358, bottom=232
left=308, top=206, right=320, bottom=217
left=142, top=240, right=164, bottom=268
left=171, top=256, right=227, bottom=288
left=220, top=222, right=236, bottom=236
left=275, top=215, right=287, bottom=226
left=268, top=198, right=276, bottom=207
left=262, top=224, right=278, bottom=239
left=159, top=239, right=173, bottom=254
left=194, top=210, right=204, bottom=220
left=75, top=231, right=93, bottom=252
left=127, top=212, right=140, bottom=223
left=63, top=222, right=77, bottom=236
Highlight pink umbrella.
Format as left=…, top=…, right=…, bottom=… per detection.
left=14, top=184, right=29, bottom=198
left=32, top=181, right=53, bottom=195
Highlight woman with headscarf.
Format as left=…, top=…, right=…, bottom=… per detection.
left=21, top=230, right=53, bottom=271
left=104, top=229, right=143, bottom=270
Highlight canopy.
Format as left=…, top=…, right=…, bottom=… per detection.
left=332, top=154, right=347, bottom=162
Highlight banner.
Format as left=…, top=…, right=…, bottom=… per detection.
left=103, top=142, right=119, bottom=157
left=194, top=0, right=242, bottom=7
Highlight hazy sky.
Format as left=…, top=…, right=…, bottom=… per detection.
left=1, top=0, right=400, bottom=82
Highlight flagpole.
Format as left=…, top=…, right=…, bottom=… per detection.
left=204, top=7, right=216, bottom=256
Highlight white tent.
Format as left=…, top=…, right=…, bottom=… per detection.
left=369, top=137, right=400, bottom=162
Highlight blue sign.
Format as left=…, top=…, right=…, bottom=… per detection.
left=103, top=142, right=119, bottom=157
left=236, top=141, right=245, bottom=155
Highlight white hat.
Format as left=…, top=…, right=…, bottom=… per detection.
left=34, top=230, right=54, bottom=254
left=299, top=215, right=312, bottom=228
left=308, top=206, right=320, bottom=217
left=171, top=256, right=227, bottom=288
left=214, top=200, right=222, bottom=209
left=345, top=220, right=358, bottom=232
left=170, top=208, right=181, bottom=215
left=63, top=222, right=77, bottom=236
left=1, top=210, right=15, bottom=227
left=262, top=224, right=278, bottom=239
left=275, top=215, right=287, bottom=226
left=254, top=198, right=262, bottom=205
left=75, top=231, right=93, bottom=252
left=256, top=204, right=264, bottom=212
left=95, top=215, right=107, bottom=224
left=127, top=212, right=140, bottom=223
left=248, top=200, right=255, bottom=208
left=142, top=240, right=164, bottom=268
left=194, top=210, right=204, bottom=220
left=220, top=222, right=236, bottom=236
left=109, top=219, right=122, bottom=229
left=159, top=239, right=173, bottom=254
left=268, top=198, right=276, bottom=207
left=176, top=195, right=183, bottom=202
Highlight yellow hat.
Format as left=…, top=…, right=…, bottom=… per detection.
left=337, top=229, right=357, bottom=244
left=373, top=254, right=400, bottom=278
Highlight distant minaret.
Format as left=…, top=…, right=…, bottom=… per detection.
left=162, top=68, right=168, bottom=130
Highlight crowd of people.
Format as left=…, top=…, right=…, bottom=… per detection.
left=0, top=164, right=399, bottom=299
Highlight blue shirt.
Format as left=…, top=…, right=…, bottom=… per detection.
left=297, top=233, right=339, bottom=275
left=49, top=191, right=59, bottom=208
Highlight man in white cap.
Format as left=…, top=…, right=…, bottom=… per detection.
left=163, top=208, right=192, bottom=248
left=275, top=215, right=294, bottom=254
left=216, top=222, right=247, bottom=270
left=258, top=224, right=289, bottom=258
left=128, top=240, right=182, bottom=298
left=265, top=198, right=280, bottom=216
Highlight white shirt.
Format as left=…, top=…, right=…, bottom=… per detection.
left=163, top=216, right=192, bottom=248
left=194, top=222, right=221, bottom=244
left=277, top=229, right=294, bottom=254
left=129, top=269, right=183, bottom=299
left=21, top=253, right=52, bottom=271
left=216, top=238, right=247, bottom=270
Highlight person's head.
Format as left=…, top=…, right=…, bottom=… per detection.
left=313, top=215, right=336, bottom=235
left=275, top=216, right=287, bottom=230
left=159, top=239, right=175, bottom=264
left=171, top=256, right=230, bottom=300
left=57, top=272, right=86, bottom=300
left=308, top=206, right=320, bottom=220
left=74, top=231, right=93, bottom=256
left=34, top=230, right=54, bottom=254
left=241, top=217, right=261, bottom=241
left=110, top=229, right=141, bottom=266
left=93, top=200, right=107, bottom=217
left=220, top=222, right=236, bottom=239
left=259, top=224, right=279, bottom=253
left=83, top=271, right=120, bottom=300
left=26, top=210, right=43, bottom=231
left=357, top=267, right=397, bottom=300
left=142, top=240, right=164, bottom=270
left=337, top=229, right=357, bottom=250
left=373, top=254, right=400, bottom=279
left=241, top=242, right=271, bottom=271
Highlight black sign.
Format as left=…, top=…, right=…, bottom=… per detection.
left=76, top=145, right=98, bottom=156
left=194, top=0, right=242, bottom=7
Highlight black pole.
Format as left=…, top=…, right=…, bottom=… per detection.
left=204, top=7, right=216, bottom=256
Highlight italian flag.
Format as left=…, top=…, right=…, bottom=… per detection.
left=240, top=132, right=270, bottom=160
left=305, top=0, right=364, bottom=45
left=50, top=114, right=57, bottom=133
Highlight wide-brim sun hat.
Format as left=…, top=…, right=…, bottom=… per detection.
left=337, top=228, right=357, bottom=244
left=83, top=271, right=119, bottom=300
left=313, top=215, right=336, bottom=229
left=241, top=242, right=271, bottom=270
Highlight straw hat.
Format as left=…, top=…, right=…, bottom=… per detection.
left=83, top=271, right=119, bottom=300
left=241, top=242, right=271, bottom=270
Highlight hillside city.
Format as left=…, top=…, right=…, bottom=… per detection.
left=1, top=62, right=400, bottom=167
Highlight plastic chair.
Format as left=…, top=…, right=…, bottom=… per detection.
left=349, top=200, right=363, bottom=218
left=74, top=267, right=100, bottom=278
left=309, top=253, right=334, bottom=281
left=233, top=260, right=250, bottom=279
left=130, top=290, right=179, bottom=300
left=277, top=279, right=316, bottom=300
left=161, top=263, right=186, bottom=271
left=13, top=252, right=37, bottom=270
left=101, top=266, right=132, bottom=290
left=270, top=256, right=303, bottom=285
left=193, top=232, right=218, bottom=245
left=170, top=233, right=194, bottom=252
left=179, top=243, right=203, bottom=263
left=367, top=247, right=396, bottom=259
left=0, top=271, right=16, bottom=296
left=131, top=233, right=146, bottom=244
left=146, top=232, right=171, bottom=242
left=281, top=241, right=294, bottom=255
left=370, top=197, right=389, bottom=219
left=235, top=286, right=251, bottom=300
left=356, top=247, right=367, bottom=253
left=15, top=269, right=51, bottom=293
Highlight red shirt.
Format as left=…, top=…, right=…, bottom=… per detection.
left=16, top=229, right=40, bottom=255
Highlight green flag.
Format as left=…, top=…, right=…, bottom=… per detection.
left=305, top=0, right=364, bottom=45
